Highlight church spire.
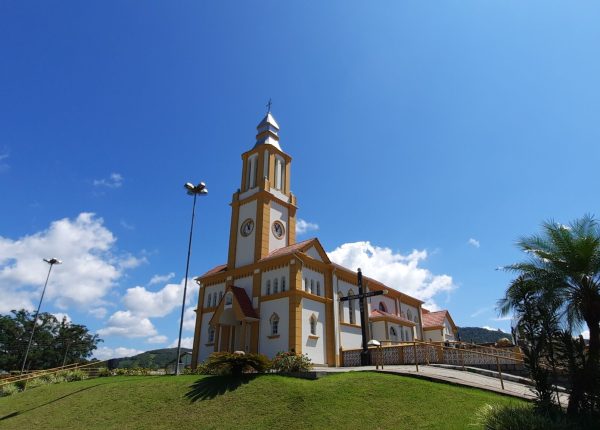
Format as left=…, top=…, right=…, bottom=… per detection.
left=255, top=107, right=281, bottom=150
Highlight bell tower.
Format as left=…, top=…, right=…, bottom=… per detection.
left=227, top=110, right=297, bottom=269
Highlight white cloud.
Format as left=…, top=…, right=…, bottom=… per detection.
left=183, top=306, right=196, bottom=332
left=327, top=241, right=455, bottom=309
left=147, top=335, right=168, bottom=344
left=122, top=278, right=198, bottom=318
left=94, top=346, right=144, bottom=360
left=468, top=238, right=480, bottom=248
left=89, top=307, right=108, bottom=319
left=470, top=307, right=489, bottom=318
left=97, top=310, right=158, bottom=338
left=53, top=313, right=71, bottom=323
left=169, top=337, right=194, bottom=348
left=93, top=172, right=123, bottom=188
left=148, top=272, right=175, bottom=285
left=0, top=213, right=139, bottom=313
left=120, top=219, right=135, bottom=230
left=296, top=218, right=319, bottom=235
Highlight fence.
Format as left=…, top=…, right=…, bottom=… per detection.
left=0, top=360, right=107, bottom=388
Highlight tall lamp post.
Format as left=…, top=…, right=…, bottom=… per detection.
left=176, top=182, right=208, bottom=375
left=21, top=258, right=62, bottom=373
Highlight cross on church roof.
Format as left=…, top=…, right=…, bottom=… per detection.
left=266, top=98, right=272, bottom=113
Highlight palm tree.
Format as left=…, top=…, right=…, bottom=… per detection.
left=498, top=215, right=600, bottom=413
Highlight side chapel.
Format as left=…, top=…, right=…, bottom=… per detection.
left=191, top=111, right=457, bottom=367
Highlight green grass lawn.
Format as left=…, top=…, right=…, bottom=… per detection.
left=0, top=372, right=526, bottom=430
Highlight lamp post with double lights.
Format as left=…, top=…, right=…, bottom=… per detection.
left=21, top=258, right=62, bottom=373
left=175, top=182, right=208, bottom=375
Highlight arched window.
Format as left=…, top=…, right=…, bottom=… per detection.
left=219, top=291, right=223, bottom=303
left=274, top=157, right=284, bottom=190
left=266, top=280, right=271, bottom=295
left=304, top=278, right=309, bottom=292
left=208, top=326, right=215, bottom=343
left=281, top=277, right=286, bottom=292
left=390, top=326, right=397, bottom=341
left=309, top=314, right=317, bottom=336
left=274, top=278, right=279, bottom=294
left=316, top=281, right=321, bottom=296
left=407, top=309, right=413, bottom=321
left=338, top=291, right=344, bottom=323
left=270, top=313, right=279, bottom=336
left=310, top=280, right=314, bottom=294
left=378, top=301, right=387, bottom=313
left=225, top=292, right=233, bottom=306
left=348, top=289, right=356, bottom=324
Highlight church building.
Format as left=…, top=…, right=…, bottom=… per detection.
left=191, top=111, right=456, bottom=367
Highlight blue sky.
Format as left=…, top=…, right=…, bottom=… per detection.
left=1, top=2, right=599, bottom=358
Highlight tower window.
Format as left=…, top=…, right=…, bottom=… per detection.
left=246, top=155, right=258, bottom=190
left=274, top=157, right=284, bottom=190
left=270, top=313, right=279, bottom=336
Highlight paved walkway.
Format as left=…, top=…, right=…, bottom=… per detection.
left=313, top=364, right=569, bottom=405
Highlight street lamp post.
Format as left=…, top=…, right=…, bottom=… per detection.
left=21, top=258, right=62, bottom=374
left=175, top=182, right=208, bottom=375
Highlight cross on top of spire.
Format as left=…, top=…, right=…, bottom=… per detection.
left=266, top=98, right=272, bottom=113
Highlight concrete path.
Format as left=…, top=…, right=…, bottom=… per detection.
left=313, top=364, right=569, bottom=405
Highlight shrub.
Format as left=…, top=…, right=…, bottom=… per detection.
left=183, top=363, right=211, bottom=375
left=56, top=369, right=88, bottom=382
left=473, top=403, right=598, bottom=430
left=0, top=383, right=19, bottom=397
left=205, top=352, right=271, bottom=376
left=271, top=351, right=312, bottom=373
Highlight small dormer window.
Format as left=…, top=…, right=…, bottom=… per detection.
left=225, top=292, right=233, bottom=306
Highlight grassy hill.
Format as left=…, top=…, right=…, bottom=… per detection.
left=0, top=373, right=525, bottom=429
left=457, top=327, right=514, bottom=344
left=108, top=347, right=191, bottom=369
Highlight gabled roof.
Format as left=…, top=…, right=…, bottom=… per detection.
left=200, top=264, right=227, bottom=277
left=230, top=286, right=259, bottom=319
left=422, top=309, right=456, bottom=331
left=370, top=309, right=416, bottom=326
left=260, top=237, right=331, bottom=264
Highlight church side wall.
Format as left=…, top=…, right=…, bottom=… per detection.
left=235, top=200, right=257, bottom=267
left=371, top=295, right=396, bottom=314
left=198, top=312, right=215, bottom=362
left=371, top=321, right=387, bottom=342
left=337, top=279, right=360, bottom=325
left=301, top=298, right=327, bottom=365
left=259, top=297, right=289, bottom=358
left=424, top=328, right=443, bottom=342
left=300, top=267, right=325, bottom=296
left=340, top=326, right=362, bottom=350
left=203, top=282, right=226, bottom=306
left=261, top=266, right=290, bottom=295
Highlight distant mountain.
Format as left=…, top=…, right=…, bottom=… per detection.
left=108, top=347, right=192, bottom=369
left=457, top=327, right=513, bottom=344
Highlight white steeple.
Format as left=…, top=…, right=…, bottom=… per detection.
left=255, top=111, right=281, bottom=150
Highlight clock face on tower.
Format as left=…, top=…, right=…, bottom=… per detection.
left=272, top=220, right=285, bottom=239
left=240, top=218, right=254, bottom=237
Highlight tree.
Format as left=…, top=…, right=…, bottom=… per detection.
left=0, top=309, right=102, bottom=371
left=499, top=215, right=600, bottom=415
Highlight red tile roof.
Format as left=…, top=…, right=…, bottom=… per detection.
left=200, top=264, right=227, bottom=277
left=231, top=286, right=259, bottom=319
left=260, top=238, right=317, bottom=261
left=422, top=310, right=448, bottom=328
left=369, top=309, right=416, bottom=325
